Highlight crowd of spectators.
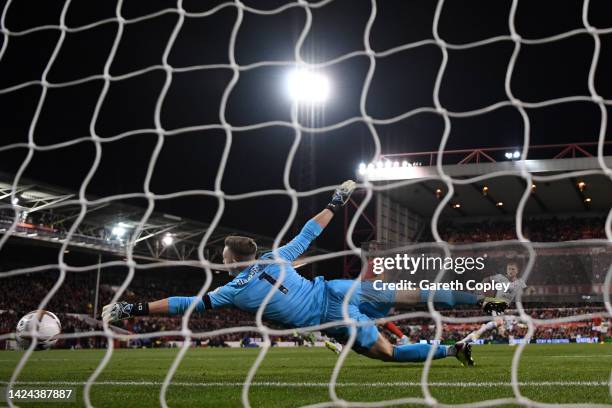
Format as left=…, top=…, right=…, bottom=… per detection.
left=429, top=216, right=606, bottom=243
left=0, top=274, right=103, bottom=316
left=395, top=322, right=603, bottom=344
left=0, top=271, right=224, bottom=317
left=385, top=306, right=609, bottom=343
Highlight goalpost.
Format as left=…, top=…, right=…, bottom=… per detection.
left=0, top=0, right=611, bottom=407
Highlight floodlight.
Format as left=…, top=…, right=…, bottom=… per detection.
left=11, top=197, right=19, bottom=205
left=512, top=151, right=520, bottom=159
left=112, top=225, right=127, bottom=238
left=287, top=69, right=330, bottom=104
left=504, top=152, right=512, bottom=159
left=162, top=234, right=174, bottom=247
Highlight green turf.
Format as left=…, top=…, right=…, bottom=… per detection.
left=1, top=344, right=611, bottom=407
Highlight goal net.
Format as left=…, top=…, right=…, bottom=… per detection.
left=0, top=0, right=611, bottom=407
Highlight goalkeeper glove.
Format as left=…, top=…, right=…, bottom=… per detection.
left=101, top=301, right=148, bottom=323
left=326, top=180, right=357, bottom=213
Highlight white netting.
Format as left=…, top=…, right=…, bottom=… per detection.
left=0, top=0, right=611, bottom=407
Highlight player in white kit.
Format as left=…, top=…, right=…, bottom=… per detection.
left=462, top=260, right=526, bottom=343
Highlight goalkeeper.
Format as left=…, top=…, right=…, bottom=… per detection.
left=103, top=180, right=506, bottom=366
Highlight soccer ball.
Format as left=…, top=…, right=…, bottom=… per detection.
left=15, top=310, right=62, bottom=350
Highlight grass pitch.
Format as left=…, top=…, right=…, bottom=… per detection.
left=1, top=344, right=611, bottom=407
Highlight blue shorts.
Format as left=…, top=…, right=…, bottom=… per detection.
left=321, top=280, right=395, bottom=352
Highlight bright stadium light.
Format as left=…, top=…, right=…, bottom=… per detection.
left=11, top=197, right=19, bottom=205
left=111, top=224, right=128, bottom=238
left=505, top=151, right=521, bottom=160
left=162, top=234, right=174, bottom=247
left=287, top=68, right=330, bottom=104
left=112, top=226, right=126, bottom=237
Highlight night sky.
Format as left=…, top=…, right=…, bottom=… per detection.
left=1, top=0, right=611, bottom=246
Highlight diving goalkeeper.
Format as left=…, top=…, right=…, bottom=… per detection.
left=103, top=180, right=506, bottom=366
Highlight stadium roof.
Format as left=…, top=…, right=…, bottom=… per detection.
left=0, top=172, right=327, bottom=262
left=360, top=143, right=612, bottom=218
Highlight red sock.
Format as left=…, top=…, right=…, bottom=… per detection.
left=385, top=322, right=405, bottom=338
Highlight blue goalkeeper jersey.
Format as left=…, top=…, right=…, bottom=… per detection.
left=206, top=219, right=326, bottom=328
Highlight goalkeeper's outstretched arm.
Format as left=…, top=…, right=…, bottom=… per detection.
left=102, top=296, right=210, bottom=323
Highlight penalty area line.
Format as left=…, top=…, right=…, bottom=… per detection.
left=0, top=381, right=610, bottom=388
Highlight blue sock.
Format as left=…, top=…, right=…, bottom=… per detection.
left=392, top=343, right=447, bottom=362
left=419, top=290, right=478, bottom=307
